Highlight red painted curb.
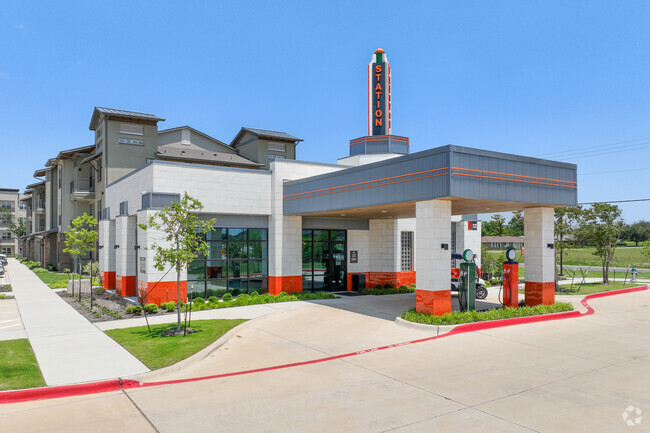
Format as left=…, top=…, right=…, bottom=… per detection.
left=1, top=285, right=647, bottom=404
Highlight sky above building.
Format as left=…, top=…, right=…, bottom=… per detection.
left=1, top=1, right=649, bottom=223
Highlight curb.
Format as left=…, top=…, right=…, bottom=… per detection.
left=393, top=317, right=456, bottom=336
left=1, top=285, right=647, bottom=404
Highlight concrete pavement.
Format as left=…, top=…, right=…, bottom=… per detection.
left=6, top=258, right=149, bottom=385
left=0, top=288, right=648, bottom=432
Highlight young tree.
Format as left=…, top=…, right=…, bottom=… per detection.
left=0, top=207, right=26, bottom=239
left=64, top=213, right=99, bottom=296
left=581, top=203, right=624, bottom=284
left=623, top=221, right=650, bottom=246
left=554, top=206, right=583, bottom=275
left=482, top=214, right=506, bottom=236
left=139, top=192, right=215, bottom=332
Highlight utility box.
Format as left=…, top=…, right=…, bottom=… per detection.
left=459, top=262, right=476, bottom=312
left=352, top=274, right=366, bottom=291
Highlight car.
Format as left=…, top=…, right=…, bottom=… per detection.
left=0, top=263, right=4, bottom=276
left=450, top=252, right=488, bottom=299
left=0, top=254, right=7, bottom=267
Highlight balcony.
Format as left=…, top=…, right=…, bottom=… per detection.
left=70, top=177, right=95, bottom=201
left=0, top=235, right=13, bottom=244
left=36, top=199, right=45, bottom=214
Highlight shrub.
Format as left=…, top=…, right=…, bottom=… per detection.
left=125, top=305, right=143, bottom=315
left=208, top=296, right=219, bottom=303
left=231, top=288, right=241, bottom=296
left=94, top=287, right=106, bottom=296
left=32, top=267, right=49, bottom=273
left=383, top=283, right=394, bottom=289
left=235, top=294, right=251, bottom=305
left=49, top=281, right=69, bottom=289
left=46, top=264, right=57, bottom=272
left=161, top=301, right=176, bottom=312
left=374, top=284, right=382, bottom=289
left=143, top=303, right=159, bottom=314
left=222, top=293, right=233, bottom=302
left=193, top=297, right=205, bottom=305
left=250, top=291, right=259, bottom=297
left=0, top=294, right=7, bottom=299
left=82, top=262, right=99, bottom=277
left=399, top=285, right=409, bottom=291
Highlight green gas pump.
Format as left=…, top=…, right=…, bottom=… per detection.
left=459, top=248, right=476, bottom=312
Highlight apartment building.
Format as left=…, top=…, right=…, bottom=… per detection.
left=0, top=188, right=27, bottom=256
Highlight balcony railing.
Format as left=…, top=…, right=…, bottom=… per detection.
left=70, top=177, right=95, bottom=194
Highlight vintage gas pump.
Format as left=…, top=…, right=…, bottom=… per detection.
left=458, top=249, right=476, bottom=312
left=502, top=248, right=519, bottom=308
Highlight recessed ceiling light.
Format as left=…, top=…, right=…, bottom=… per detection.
left=340, top=214, right=345, bottom=216
left=381, top=210, right=387, bottom=213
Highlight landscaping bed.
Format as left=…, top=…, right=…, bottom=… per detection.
left=401, top=302, right=574, bottom=326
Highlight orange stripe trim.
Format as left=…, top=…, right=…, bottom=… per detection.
left=451, top=167, right=576, bottom=185
left=284, top=172, right=448, bottom=201
left=453, top=172, right=577, bottom=188
left=283, top=167, right=449, bottom=199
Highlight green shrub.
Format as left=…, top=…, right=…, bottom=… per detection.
left=143, top=303, right=159, bottom=314
left=32, top=267, right=49, bottom=273
left=161, top=301, right=176, bottom=312
left=193, top=297, right=205, bottom=305
left=81, top=262, right=98, bottom=277
left=383, top=283, right=394, bottom=289
left=125, top=305, right=143, bottom=316
left=489, top=278, right=501, bottom=286
left=208, top=296, right=219, bottom=303
left=46, top=264, right=57, bottom=272
left=94, top=287, right=106, bottom=296
left=222, top=293, right=233, bottom=302
left=374, top=284, right=382, bottom=289
left=296, top=291, right=337, bottom=300
left=0, top=294, right=7, bottom=299
left=401, top=302, right=574, bottom=325
left=231, top=288, right=241, bottom=296
left=49, top=281, right=69, bottom=289
left=399, top=285, right=409, bottom=290
left=250, top=291, right=259, bottom=297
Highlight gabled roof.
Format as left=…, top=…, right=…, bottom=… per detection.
left=80, top=151, right=103, bottom=165
left=54, top=145, right=95, bottom=161
left=156, top=147, right=263, bottom=168
left=89, top=106, right=165, bottom=130
left=25, top=180, right=45, bottom=190
left=33, top=167, right=50, bottom=178
left=230, top=127, right=303, bottom=148
left=158, top=126, right=232, bottom=152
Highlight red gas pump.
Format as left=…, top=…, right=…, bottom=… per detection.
left=501, top=248, right=519, bottom=308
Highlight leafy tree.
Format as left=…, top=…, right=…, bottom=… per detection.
left=505, top=211, right=524, bottom=236
left=641, top=240, right=650, bottom=263
left=554, top=206, right=583, bottom=275
left=139, top=193, right=215, bottom=332
left=0, top=207, right=26, bottom=238
left=580, top=203, right=624, bottom=284
left=64, top=213, right=99, bottom=295
left=482, top=214, right=506, bottom=236
left=622, top=221, right=650, bottom=246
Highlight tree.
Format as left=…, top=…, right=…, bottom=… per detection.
left=622, top=221, right=650, bottom=246
left=139, top=193, right=215, bottom=332
left=505, top=211, right=524, bottom=236
left=554, top=206, right=583, bottom=275
left=64, top=213, right=99, bottom=297
left=0, top=207, right=26, bottom=239
left=580, top=203, right=624, bottom=284
left=482, top=214, right=506, bottom=236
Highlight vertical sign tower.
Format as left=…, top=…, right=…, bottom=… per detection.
left=368, top=48, right=391, bottom=136
left=349, top=48, right=409, bottom=157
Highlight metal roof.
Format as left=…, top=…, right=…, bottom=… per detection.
left=156, top=147, right=263, bottom=167
left=25, top=180, right=45, bottom=189
left=230, top=127, right=303, bottom=147
left=89, top=106, right=165, bottom=130
left=55, top=145, right=95, bottom=160
left=80, top=151, right=103, bottom=165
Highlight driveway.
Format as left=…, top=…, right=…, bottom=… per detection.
left=0, top=289, right=648, bottom=432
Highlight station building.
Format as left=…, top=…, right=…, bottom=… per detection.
left=96, top=49, right=577, bottom=315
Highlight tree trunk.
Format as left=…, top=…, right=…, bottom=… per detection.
left=176, top=267, right=181, bottom=331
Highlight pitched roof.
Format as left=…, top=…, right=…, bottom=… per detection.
left=54, top=145, right=95, bottom=161
left=89, top=106, right=165, bottom=130
left=158, top=126, right=233, bottom=152
left=155, top=147, right=263, bottom=168
left=481, top=236, right=525, bottom=243
left=230, top=127, right=303, bottom=148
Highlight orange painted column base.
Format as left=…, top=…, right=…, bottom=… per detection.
left=416, top=289, right=451, bottom=316
left=268, top=276, right=302, bottom=295
left=115, top=275, right=136, bottom=297
left=525, top=281, right=555, bottom=306
left=138, top=280, right=187, bottom=305
left=347, top=271, right=417, bottom=291
left=103, top=271, right=116, bottom=290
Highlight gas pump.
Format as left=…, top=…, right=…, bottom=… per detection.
left=458, top=249, right=476, bottom=312
left=501, top=248, right=519, bottom=308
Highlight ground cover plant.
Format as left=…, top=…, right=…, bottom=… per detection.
left=560, top=247, right=650, bottom=268
left=105, top=319, right=247, bottom=369
left=554, top=281, right=640, bottom=295
left=0, top=339, right=46, bottom=390
left=188, top=291, right=337, bottom=311
left=360, top=284, right=415, bottom=295
left=401, top=302, right=574, bottom=326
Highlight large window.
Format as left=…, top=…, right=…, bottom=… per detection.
left=188, top=228, right=268, bottom=298
left=302, top=229, right=346, bottom=292
left=401, top=231, right=413, bottom=271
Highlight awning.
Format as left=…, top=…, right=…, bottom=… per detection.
left=81, top=151, right=103, bottom=165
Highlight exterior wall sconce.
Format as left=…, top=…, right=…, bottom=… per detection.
left=98, top=245, right=103, bottom=249
left=114, top=244, right=120, bottom=249
left=547, top=243, right=554, bottom=249
left=441, top=243, right=449, bottom=250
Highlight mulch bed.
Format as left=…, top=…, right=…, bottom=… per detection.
left=57, top=291, right=175, bottom=323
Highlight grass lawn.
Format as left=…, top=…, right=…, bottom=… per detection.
left=560, top=247, right=650, bottom=268
left=555, top=281, right=641, bottom=295
left=106, top=319, right=247, bottom=369
left=0, top=339, right=46, bottom=390
left=31, top=268, right=98, bottom=289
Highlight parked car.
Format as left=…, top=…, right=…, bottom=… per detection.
left=0, top=254, right=7, bottom=266
left=450, top=252, right=488, bottom=299
left=0, top=263, right=4, bottom=276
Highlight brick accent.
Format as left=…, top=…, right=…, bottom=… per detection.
left=268, top=276, right=302, bottom=295
left=103, top=271, right=116, bottom=289
left=525, top=281, right=555, bottom=306
left=138, top=280, right=187, bottom=305
left=347, top=271, right=417, bottom=291
left=116, top=276, right=136, bottom=297
left=416, top=289, right=451, bottom=316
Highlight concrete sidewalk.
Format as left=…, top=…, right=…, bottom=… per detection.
left=7, top=258, right=149, bottom=385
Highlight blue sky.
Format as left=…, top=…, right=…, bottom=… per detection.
left=2, top=1, right=650, bottom=222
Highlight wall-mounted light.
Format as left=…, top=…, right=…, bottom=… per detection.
left=98, top=245, right=103, bottom=250
left=114, top=244, right=120, bottom=249
left=134, top=245, right=140, bottom=250
left=547, top=243, right=554, bottom=249
left=441, top=243, right=449, bottom=250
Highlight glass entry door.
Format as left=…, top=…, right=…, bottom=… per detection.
left=302, top=229, right=346, bottom=292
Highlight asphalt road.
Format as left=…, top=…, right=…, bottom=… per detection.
left=1, top=290, right=649, bottom=432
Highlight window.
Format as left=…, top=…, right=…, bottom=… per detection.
left=119, top=124, right=144, bottom=136
left=268, top=154, right=286, bottom=161
left=0, top=247, right=11, bottom=256
left=118, top=138, right=144, bottom=146
left=1, top=232, right=12, bottom=240
left=97, top=158, right=102, bottom=182
left=188, top=228, right=268, bottom=298
left=268, top=143, right=286, bottom=152
left=401, top=231, right=413, bottom=271
left=19, top=202, right=26, bottom=210
left=145, top=158, right=154, bottom=164
left=95, top=127, right=103, bottom=139
left=1, top=201, right=12, bottom=210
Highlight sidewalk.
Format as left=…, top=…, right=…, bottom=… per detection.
left=7, top=258, right=149, bottom=386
